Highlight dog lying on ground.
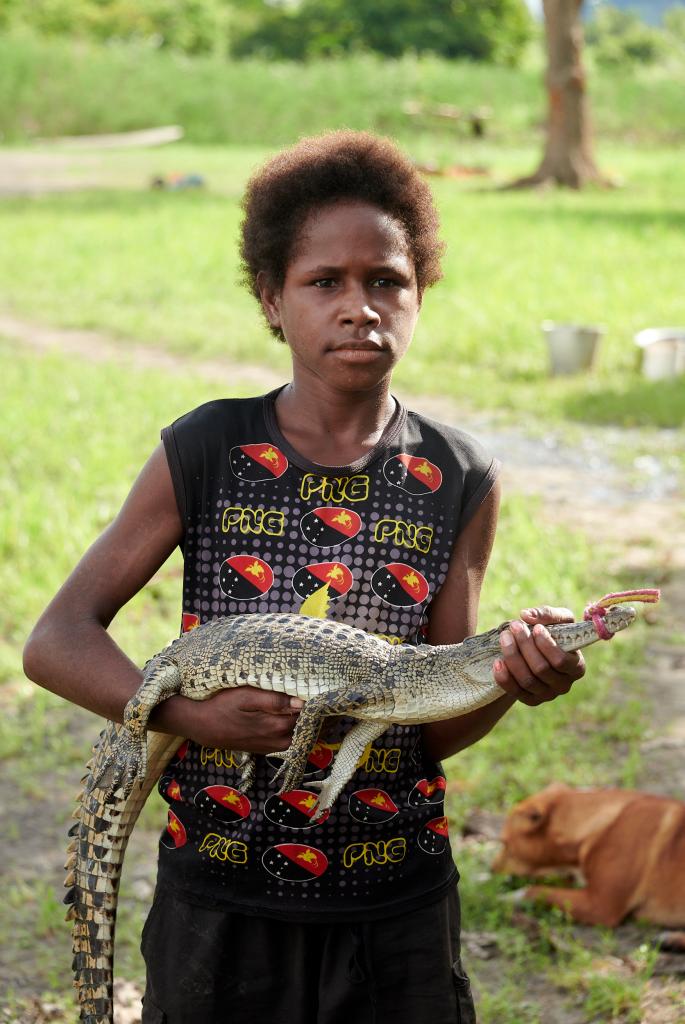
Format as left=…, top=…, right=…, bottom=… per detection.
left=492, top=782, right=685, bottom=930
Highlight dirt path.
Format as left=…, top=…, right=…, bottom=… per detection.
left=2, top=312, right=683, bottom=1023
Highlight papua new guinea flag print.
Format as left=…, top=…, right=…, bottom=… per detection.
left=348, top=788, right=399, bottom=824
left=161, top=810, right=187, bottom=849
left=219, top=554, right=273, bottom=600
left=305, top=741, right=334, bottom=773
left=408, top=776, right=446, bottom=808
left=292, top=561, right=354, bottom=601
left=165, top=740, right=189, bottom=770
left=266, top=740, right=334, bottom=778
left=194, top=785, right=251, bottom=824
left=300, top=507, right=362, bottom=547
left=383, top=454, right=443, bottom=495
left=229, top=443, right=288, bottom=482
left=181, top=612, right=200, bottom=633
left=262, top=843, right=329, bottom=881
left=371, top=563, right=429, bottom=607
left=160, top=777, right=182, bottom=802
left=264, top=790, right=331, bottom=829
left=417, top=816, right=450, bottom=855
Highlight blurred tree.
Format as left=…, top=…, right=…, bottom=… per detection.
left=0, top=0, right=231, bottom=54
left=664, top=5, right=685, bottom=40
left=511, top=0, right=610, bottom=188
left=231, top=0, right=532, bottom=65
left=585, top=4, right=668, bottom=64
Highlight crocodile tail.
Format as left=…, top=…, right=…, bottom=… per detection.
left=67, top=721, right=182, bottom=1023
left=64, top=721, right=119, bottom=1022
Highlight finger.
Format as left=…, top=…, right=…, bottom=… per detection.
left=240, top=687, right=304, bottom=714
left=507, top=620, right=582, bottom=691
left=242, top=712, right=299, bottom=751
left=530, top=624, right=586, bottom=681
left=492, top=658, right=548, bottom=706
left=269, top=719, right=299, bottom=745
left=498, top=623, right=554, bottom=695
left=520, top=606, right=575, bottom=625
left=251, top=731, right=292, bottom=753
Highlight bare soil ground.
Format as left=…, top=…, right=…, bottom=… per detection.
left=2, top=313, right=683, bottom=1023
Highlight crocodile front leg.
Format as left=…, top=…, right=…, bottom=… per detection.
left=92, top=661, right=180, bottom=800
left=306, top=719, right=390, bottom=816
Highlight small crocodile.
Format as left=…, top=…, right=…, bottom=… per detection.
left=66, top=603, right=640, bottom=1024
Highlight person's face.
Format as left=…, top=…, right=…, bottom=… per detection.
left=259, top=200, right=421, bottom=393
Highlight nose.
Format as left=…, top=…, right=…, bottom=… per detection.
left=339, top=285, right=381, bottom=333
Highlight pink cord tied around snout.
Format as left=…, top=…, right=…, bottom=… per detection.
left=583, top=588, right=660, bottom=640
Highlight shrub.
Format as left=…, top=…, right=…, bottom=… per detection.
left=231, top=0, right=533, bottom=66
left=586, top=5, right=669, bottom=66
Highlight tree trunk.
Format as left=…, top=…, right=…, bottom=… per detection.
left=510, top=0, right=610, bottom=189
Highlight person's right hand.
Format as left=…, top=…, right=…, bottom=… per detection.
left=182, top=686, right=304, bottom=752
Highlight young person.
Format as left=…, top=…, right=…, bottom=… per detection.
left=24, top=131, right=584, bottom=1024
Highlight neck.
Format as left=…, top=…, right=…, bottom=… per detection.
left=275, top=378, right=396, bottom=466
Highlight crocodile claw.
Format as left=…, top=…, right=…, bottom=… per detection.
left=237, top=752, right=256, bottom=791
left=91, top=730, right=147, bottom=802
left=270, top=747, right=308, bottom=793
left=302, top=777, right=337, bottom=818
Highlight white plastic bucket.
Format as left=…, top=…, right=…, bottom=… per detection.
left=634, top=328, right=685, bottom=380
left=542, top=322, right=603, bottom=376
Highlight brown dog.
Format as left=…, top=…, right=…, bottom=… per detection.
left=492, top=782, right=685, bottom=928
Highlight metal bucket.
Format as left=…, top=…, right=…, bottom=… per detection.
left=542, top=322, right=603, bottom=376
left=634, top=328, right=685, bottom=380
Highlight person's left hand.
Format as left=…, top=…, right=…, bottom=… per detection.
left=493, top=606, right=586, bottom=706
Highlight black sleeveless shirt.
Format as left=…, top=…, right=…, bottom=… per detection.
left=156, top=388, right=499, bottom=921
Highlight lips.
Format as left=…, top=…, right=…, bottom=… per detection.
left=331, top=339, right=385, bottom=354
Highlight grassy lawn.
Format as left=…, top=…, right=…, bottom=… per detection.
left=1, top=342, right=661, bottom=1022
left=1, top=37, right=682, bottom=1022
left=1, top=141, right=684, bottom=437
left=2, top=34, right=685, bottom=146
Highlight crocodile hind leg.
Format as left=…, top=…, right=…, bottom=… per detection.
left=305, top=719, right=390, bottom=816
left=269, top=687, right=356, bottom=793
left=92, top=661, right=180, bottom=800
left=270, top=688, right=376, bottom=796
left=269, top=704, right=327, bottom=793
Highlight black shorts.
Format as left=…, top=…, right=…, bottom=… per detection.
left=141, top=883, right=476, bottom=1024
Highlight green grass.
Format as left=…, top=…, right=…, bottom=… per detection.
left=456, top=839, right=661, bottom=1023
left=2, top=36, right=680, bottom=1009
left=0, top=341, right=248, bottom=685
left=1, top=342, right=662, bottom=1020
left=2, top=32, right=685, bottom=146
left=1, top=143, right=684, bottom=436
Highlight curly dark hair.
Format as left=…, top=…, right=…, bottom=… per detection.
left=239, top=130, right=444, bottom=337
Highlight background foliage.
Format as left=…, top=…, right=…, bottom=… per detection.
left=2, top=31, right=685, bottom=146
left=2, top=0, right=683, bottom=66
left=231, top=0, right=532, bottom=63
left=2, top=4, right=684, bottom=1019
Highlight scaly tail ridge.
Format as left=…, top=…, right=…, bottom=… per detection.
left=67, top=721, right=182, bottom=1023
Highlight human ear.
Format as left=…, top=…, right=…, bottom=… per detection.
left=256, top=271, right=282, bottom=329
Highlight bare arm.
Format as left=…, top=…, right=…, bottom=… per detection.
left=23, top=445, right=301, bottom=752
left=422, top=477, right=585, bottom=761
left=422, top=479, right=510, bottom=760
